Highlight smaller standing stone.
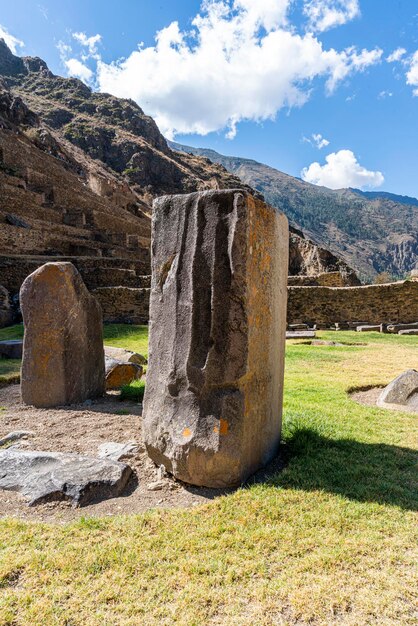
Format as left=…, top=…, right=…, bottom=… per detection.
left=20, top=262, right=105, bottom=408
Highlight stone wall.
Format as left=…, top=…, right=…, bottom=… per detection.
left=0, top=256, right=150, bottom=294
left=287, top=271, right=356, bottom=287
left=287, top=280, right=418, bottom=326
left=93, top=287, right=150, bottom=325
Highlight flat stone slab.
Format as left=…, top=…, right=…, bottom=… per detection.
left=288, top=324, right=309, bottom=331
left=378, top=369, right=418, bottom=407
left=0, top=449, right=132, bottom=506
left=387, top=322, right=418, bottom=334
left=286, top=331, right=316, bottom=339
left=356, top=325, right=381, bottom=332
left=0, top=340, right=23, bottom=359
left=98, top=442, right=139, bottom=461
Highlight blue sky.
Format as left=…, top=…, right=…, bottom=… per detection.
left=1, top=0, right=417, bottom=196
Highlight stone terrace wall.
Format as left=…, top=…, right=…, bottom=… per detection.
left=93, top=287, right=150, bottom=325
left=0, top=256, right=150, bottom=294
left=287, top=271, right=354, bottom=287
left=287, top=280, right=418, bottom=326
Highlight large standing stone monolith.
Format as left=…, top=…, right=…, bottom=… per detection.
left=143, top=190, right=289, bottom=488
left=20, top=262, right=105, bottom=408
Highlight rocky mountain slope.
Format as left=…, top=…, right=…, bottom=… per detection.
left=170, top=143, right=418, bottom=280
left=0, top=39, right=359, bottom=321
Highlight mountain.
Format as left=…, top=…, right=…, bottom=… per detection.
left=352, top=189, right=418, bottom=208
left=170, top=142, right=418, bottom=280
left=0, top=39, right=359, bottom=316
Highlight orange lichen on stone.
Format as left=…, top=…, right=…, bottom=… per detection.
left=219, top=419, right=229, bottom=435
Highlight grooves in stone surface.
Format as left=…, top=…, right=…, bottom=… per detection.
left=143, top=190, right=288, bottom=488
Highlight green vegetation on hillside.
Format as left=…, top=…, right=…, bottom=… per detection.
left=0, top=326, right=417, bottom=624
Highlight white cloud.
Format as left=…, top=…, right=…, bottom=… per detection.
left=0, top=24, right=24, bottom=55
left=95, top=0, right=381, bottom=138
left=303, top=133, right=330, bottom=149
left=406, top=51, right=418, bottom=96
left=301, top=149, right=384, bottom=190
left=72, top=32, right=102, bottom=56
left=386, top=47, right=406, bottom=63
left=64, top=58, right=93, bottom=83
left=304, top=0, right=360, bottom=33
left=378, top=90, right=393, bottom=99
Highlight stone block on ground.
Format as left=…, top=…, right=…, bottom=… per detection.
left=356, top=325, right=381, bottom=332
left=20, top=262, right=105, bottom=408
left=104, top=346, right=147, bottom=365
left=0, top=340, right=23, bottom=359
left=0, top=448, right=132, bottom=506
left=105, top=363, right=143, bottom=390
left=378, top=369, right=418, bottom=407
left=143, top=190, right=289, bottom=488
left=0, top=286, right=13, bottom=329
left=286, top=331, right=316, bottom=339
left=387, top=322, right=418, bottom=334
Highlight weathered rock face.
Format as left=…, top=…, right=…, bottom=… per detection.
left=143, top=190, right=289, bottom=488
left=20, top=262, right=105, bottom=407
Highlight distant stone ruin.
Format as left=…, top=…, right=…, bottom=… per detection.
left=287, top=280, right=418, bottom=328
left=20, top=262, right=105, bottom=407
left=143, top=190, right=289, bottom=488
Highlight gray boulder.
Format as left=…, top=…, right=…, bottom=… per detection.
left=143, top=190, right=288, bottom=488
left=0, top=449, right=132, bottom=506
left=105, top=346, right=147, bottom=365
left=0, top=339, right=23, bottom=359
left=378, top=369, right=418, bottom=407
left=20, top=262, right=105, bottom=408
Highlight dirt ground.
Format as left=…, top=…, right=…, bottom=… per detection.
left=351, top=386, right=418, bottom=414
left=0, top=384, right=240, bottom=523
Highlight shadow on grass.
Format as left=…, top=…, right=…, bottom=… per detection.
left=182, top=428, right=417, bottom=511
left=268, top=427, right=418, bottom=512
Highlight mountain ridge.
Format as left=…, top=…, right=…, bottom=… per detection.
left=169, top=141, right=418, bottom=279
left=0, top=39, right=361, bottom=312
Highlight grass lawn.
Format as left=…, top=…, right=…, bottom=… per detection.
left=0, top=327, right=417, bottom=624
